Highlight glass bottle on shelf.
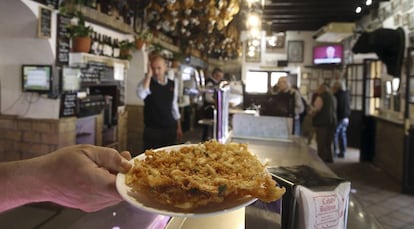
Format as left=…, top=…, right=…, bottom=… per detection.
left=87, top=0, right=97, bottom=9
left=108, top=37, right=113, bottom=57
left=97, top=33, right=104, bottom=56
left=90, top=32, right=99, bottom=55
left=113, top=39, right=120, bottom=58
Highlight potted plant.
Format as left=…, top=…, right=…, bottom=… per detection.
left=66, top=11, right=94, bottom=53
left=119, top=39, right=135, bottom=60
left=135, top=29, right=153, bottom=50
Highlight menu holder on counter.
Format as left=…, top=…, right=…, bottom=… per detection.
left=38, top=6, right=52, bottom=39
left=268, top=165, right=350, bottom=229
left=60, top=92, right=78, bottom=117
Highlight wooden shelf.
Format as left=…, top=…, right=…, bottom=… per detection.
left=69, top=52, right=129, bottom=69
left=71, top=5, right=134, bottom=34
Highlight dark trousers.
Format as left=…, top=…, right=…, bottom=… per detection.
left=334, top=118, right=349, bottom=156
left=314, top=126, right=335, bottom=162
left=143, top=126, right=176, bottom=151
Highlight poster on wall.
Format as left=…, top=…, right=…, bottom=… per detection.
left=287, top=40, right=304, bottom=63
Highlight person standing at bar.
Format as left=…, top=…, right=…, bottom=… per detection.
left=310, top=83, right=337, bottom=163
left=332, top=80, right=351, bottom=158
left=137, top=53, right=182, bottom=151
left=201, top=67, right=224, bottom=141
left=273, top=76, right=304, bottom=135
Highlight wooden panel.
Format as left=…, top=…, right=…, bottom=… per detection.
left=374, top=118, right=404, bottom=182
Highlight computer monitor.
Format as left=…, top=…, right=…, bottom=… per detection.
left=22, top=65, right=52, bottom=93
left=61, top=66, right=81, bottom=92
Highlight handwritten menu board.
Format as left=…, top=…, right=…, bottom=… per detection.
left=38, top=6, right=52, bottom=38
left=60, top=93, right=78, bottom=117
left=56, top=13, right=71, bottom=65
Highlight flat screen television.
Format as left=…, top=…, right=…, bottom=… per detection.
left=313, top=44, right=343, bottom=65
left=61, top=66, right=81, bottom=92
left=22, top=65, right=52, bottom=93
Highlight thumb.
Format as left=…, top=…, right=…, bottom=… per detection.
left=84, top=146, right=131, bottom=174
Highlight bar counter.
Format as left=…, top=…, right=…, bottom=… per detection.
left=58, top=137, right=383, bottom=229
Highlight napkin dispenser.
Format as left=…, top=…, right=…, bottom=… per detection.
left=267, top=165, right=351, bottom=229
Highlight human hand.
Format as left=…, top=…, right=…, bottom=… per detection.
left=146, top=61, right=153, bottom=80
left=38, top=145, right=132, bottom=212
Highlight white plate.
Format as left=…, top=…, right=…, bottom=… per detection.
left=116, top=144, right=257, bottom=218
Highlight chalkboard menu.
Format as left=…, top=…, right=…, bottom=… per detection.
left=56, top=14, right=71, bottom=65
left=38, top=6, right=52, bottom=38
left=60, top=92, right=78, bottom=117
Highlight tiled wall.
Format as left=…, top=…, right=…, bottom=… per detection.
left=0, top=115, right=76, bottom=162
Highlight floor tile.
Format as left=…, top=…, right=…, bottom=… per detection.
left=365, top=204, right=395, bottom=218
left=401, top=222, right=414, bottom=229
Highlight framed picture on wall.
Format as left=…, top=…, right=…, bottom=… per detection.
left=38, top=6, right=52, bottom=39
left=245, top=39, right=261, bottom=63
left=287, top=40, right=304, bottom=63
left=265, top=32, right=285, bottom=52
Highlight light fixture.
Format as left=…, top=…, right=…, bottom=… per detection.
left=249, top=28, right=261, bottom=38
left=247, top=13, right=261, bottom=28
left=365, top=0, right=372, bottom=6
left=355, top=6, right=362, bottom=13
left=251, top=39, right=260, bottom=46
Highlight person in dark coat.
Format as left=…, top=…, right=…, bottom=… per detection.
left=310, top=83, right=337, bottom=163
left=332, top=80, right=351, bottom=158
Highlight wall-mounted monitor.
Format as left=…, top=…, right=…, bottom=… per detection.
left=313, top=44, right=343, bottom=65
left=61, top=66, right=81, bottom=92
left=22, top=65, right=52, bottom=93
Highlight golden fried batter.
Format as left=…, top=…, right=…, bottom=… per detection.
left=125, top=140, right=285, bottom=210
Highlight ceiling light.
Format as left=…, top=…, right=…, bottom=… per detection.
left=250, top=28, right=261, bottom=38
left=247, top=50, right=255, bottom=57
left=355, top=6, right=362, bottom=13
left=365, top=0, right=372, bottom=6
left=247, top=13, right=261, bottom=28
left=251, top=38, right=260, bottom=46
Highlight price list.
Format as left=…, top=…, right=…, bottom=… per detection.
left=56, top=14, right=70, bottom=65
left=60, top=92, right=78, bottom=117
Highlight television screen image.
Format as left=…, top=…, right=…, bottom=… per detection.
left=313, top=44, right=343, bottom=65
left=22, top=65, right=52, bottom=93
left=61, top=66, right=81, bottom=92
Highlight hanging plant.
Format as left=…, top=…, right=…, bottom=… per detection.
left=135, top=29, right=153, bottom=49
left=119, top=39, right=135, bottom=60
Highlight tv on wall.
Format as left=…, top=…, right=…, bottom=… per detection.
left=313, top=44, right=343, bottom=65
left=21, top=65, right=52, bottom=93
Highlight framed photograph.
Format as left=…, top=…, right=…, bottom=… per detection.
left=245, top=39, right=261, bottom=63
left=287, top=40, right=304, bottom=63
left=265, top=33, right=285, bottom=52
